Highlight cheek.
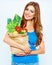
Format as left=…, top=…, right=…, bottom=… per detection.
left=24, top=11, right=27, bottom=16
left=24, top=10, right=27, bottom=14
left=30, top=13, right=35, bottom=18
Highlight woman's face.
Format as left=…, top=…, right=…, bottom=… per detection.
left=24, top=5, right=35, bottom=20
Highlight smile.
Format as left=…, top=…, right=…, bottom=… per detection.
left=25, top=14, right=30, bottom=18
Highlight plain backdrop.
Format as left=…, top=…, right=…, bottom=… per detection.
left=0, top=0, right=52, bottom=65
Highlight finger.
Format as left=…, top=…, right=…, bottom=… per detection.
left=15, top=53, right=29, bottom=56
left=15, top=53, right=22, bottom=56
left=24, top=50, right=31, bottom=54
left=18, top=53, right=26, bottom=56
left=19, top=53, right=24, bottom=56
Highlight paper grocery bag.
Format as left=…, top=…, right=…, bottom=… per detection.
left=8, top=33, right=29, bottom=54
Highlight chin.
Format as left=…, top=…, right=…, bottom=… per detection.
left=25, top=18, right=29, bottom=20
left=24, top=17, right=31, bottom=20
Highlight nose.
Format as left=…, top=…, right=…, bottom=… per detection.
left=27, top=10, right=30, bottom=14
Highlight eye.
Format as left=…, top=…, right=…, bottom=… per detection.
left=30, top=10, right=34, bottom=13
left=25, top=8, right=29, bottom=11
left=25, top=8, right=34, bottom=13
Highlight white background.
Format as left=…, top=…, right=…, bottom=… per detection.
left=0, top=0, right=52, bottom=65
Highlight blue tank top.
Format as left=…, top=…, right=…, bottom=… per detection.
left=11, top=31, right=39, bottom=63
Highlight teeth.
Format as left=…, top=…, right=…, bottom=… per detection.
left=26, top=15, right=29, bottom=17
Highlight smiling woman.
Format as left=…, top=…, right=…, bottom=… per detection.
left=3, top=1, right=45, bottom=65
left=24, top=5, right=35, bottom=20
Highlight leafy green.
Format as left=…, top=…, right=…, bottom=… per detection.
left=6, top=14, right=21, bottom=33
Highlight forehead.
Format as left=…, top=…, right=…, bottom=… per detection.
left=26, top=5, right=35, bottom=11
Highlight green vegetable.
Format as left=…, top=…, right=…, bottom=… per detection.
left=7, top=18, right=12, bottom=24
left=13, top=14, right=22, bottom=26
left=6, top=14, right=21, bottom=33
left=20, top=30, right=26, bottom=34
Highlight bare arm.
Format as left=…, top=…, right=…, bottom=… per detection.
left=3, top=32, right=31, bottom=53
left=15, top=36, right=45, bottom=56
left=3, top=32, right=25, bottom=50
left=30, top=37, right=45, bottom=54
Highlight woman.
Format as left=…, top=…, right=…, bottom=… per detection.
left=3, top=1, right=45, bottom=65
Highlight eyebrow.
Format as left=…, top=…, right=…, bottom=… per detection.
left=25, top=8, right=35, bottom=12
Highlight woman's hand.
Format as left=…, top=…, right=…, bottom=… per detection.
left=22, top=45, right=31, bottom=54
left=15, top=52, right=29, bottom=56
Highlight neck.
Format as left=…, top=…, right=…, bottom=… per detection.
left=26, top=20, right=34, bottom=26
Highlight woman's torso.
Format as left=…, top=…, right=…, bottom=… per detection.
left=11, top=29, right=39, bottom=63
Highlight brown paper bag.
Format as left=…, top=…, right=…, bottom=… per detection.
left=8, top=33, right=29, bottom=54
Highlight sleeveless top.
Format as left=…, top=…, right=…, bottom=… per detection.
left=11, top=31, right=39, bottom=63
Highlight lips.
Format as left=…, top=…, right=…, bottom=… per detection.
left=25, top=14, right=30, bottom=18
